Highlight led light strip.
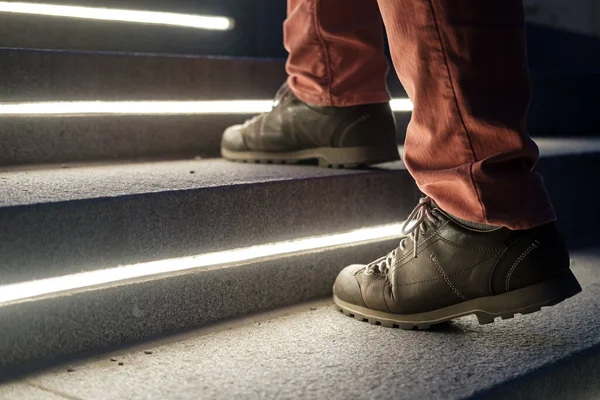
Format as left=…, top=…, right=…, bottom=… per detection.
left=0, top=222, right=405, bottom=304
left=0, top=99, right=413, bottom=115
left=0, top=1, right=234, bottom=30
left=390, top=98, right=413, bottom=112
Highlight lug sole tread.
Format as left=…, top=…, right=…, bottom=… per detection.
left=230, top=157, right=386, bottom=169
left=221, top=146, right=401, bottom=169
left=335, top=295, right=573, bottom=330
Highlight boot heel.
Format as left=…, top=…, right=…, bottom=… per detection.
left=476, top=269, right=582, bottom=320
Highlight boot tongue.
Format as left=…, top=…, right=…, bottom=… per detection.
left=444, top=209, right=500, bottom=230
left=272, top=82, right=291, bottom=108
left=425, top=197, right=500, bottom=231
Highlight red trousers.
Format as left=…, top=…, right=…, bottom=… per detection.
left=284, top=0, right=555, bottom=230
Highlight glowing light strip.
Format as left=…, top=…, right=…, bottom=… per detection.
left=0, top=2, right=234, bottom=30
left=390, top=98, right=413, bottom=112
left=0, top=99, right=413, bottom=115
left=0, top=222, right=405, bottom=304
left=0, top=100, right=273, bottom=115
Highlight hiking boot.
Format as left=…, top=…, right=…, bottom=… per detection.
left=333, top=197, right=582, bottom=329
left=221, top=83, right=400, bottom=168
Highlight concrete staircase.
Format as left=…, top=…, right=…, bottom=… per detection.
left=0, top=2, right=599, bottom=399
left=3, top=251, right=600, bottom=399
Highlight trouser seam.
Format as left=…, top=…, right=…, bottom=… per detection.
left=426, top=0, right=488, bottom=224
left=312, top=0, right=334, bottom=105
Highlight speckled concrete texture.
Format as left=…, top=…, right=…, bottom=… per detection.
left=2, top=249, right=598, bottom=400
left=0, top=49, right=287, bottom=102
left=0, top=237, right=401, bottom=371
left=0, top=114, right=410, bottom=167
left=480, top=347, right=600, bottom=399
left=1, top=46, right=597, bottom=167
left=2, top=142, right=599, bottom=285
left=0, top=114, right=247, bottom=165
left=0, top=159, right=419, bottom=284
left=0, top=383, right=67, bottom=399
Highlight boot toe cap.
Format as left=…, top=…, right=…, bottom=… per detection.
left=333, top=264, right=367, bottom=307
left=221, top=125, right=248, bottom=152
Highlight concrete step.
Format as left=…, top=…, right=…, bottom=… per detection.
left=0, top=158, right=419, bottom=285
left=0, top=138, right=599, bottom=373
left=0, top=49, right=291, bottom=166
left=0, top=234, right=404, bottom=374
left=1, top=247, right=599, bottom=399
left=0, top=48, right=405, bottom=167
left=1, top=138, right=598, bottom=285
left=1, top=48, right=599, bottom=166
left=0, top=49, right=287, bottom=102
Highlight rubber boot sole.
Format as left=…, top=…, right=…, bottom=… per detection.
left=221, top=145, right=401, bottom=168
left=333, top=269, right=582, bottom=330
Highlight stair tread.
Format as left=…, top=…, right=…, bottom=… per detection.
left=2, top=138, right=600, bottom=208
left=0, top=144, right=598, bottom=374
left=0, top=156, right=418, bottom=285
left=3, top=248, right=599, bottom=400
left=0, top=158, right=404, bottom=207
left=0, top=47, right=287, bottom=101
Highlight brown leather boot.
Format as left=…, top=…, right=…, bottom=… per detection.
left=221, top=83, right=399, bottom=168
left=334, top=197, right=582, bottom=329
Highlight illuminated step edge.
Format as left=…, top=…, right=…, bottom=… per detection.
left=0, top=99, right=414, bottom=116
left=0, top=1, right=234, bottom=30
left=0, top=222, right=406, bottom=305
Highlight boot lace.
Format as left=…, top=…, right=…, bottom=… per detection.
left=272, top=81, right=291, bottom=108
left=365, top=197, right=439, bottom=275
left=243, top=82, right=291, bottom=127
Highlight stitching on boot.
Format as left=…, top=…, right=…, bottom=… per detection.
left=391, top=252, right=501, bottom=288
left=447, top=252, right=502, bottom=278
left=430, top=253, right=468, bottom=301
left=335, top=113, right=369, bottom=147
left=390, top=239, right=439, bottom=274
left=390, top=220, right=450, bottom=274
left=382, top=284, right=395, bottom=313
left=489, top=236, right=524, bottom=294
left=505, top=241, right=540, bottom=292
left=391, top=276, right=441, bottom=287
left=436, top=236, right=504, bottom=252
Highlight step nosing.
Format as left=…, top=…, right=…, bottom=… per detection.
left=1, top=250, right=598, bottom=397
left=0, top=223, right=405, bottom=306
left=0, top=164, right=407, bottom=208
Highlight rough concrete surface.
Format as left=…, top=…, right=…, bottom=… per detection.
left=0, top=113, right=408, bottom=167
left=1, top=138, right=598, bottom=284
left=0, top=383, right=66, bottom=400
left=1, top=249, right=598, bottom=400
left=0, top=114, right=247, bottom=165
left=0, top=49, right=287, bottom=102
left=1, top=139, right=597, bottom=206
left=0, top=43, right=597, bottom=167
left=0, top=158, right=394, bottom=206
left=0, top=237, right=401, bottom=371
left=0, top=159, right=419, bottom=284
left=482, top=348, right=600, bottom=399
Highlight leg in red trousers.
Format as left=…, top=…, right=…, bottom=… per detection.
left=221, top=1, right=400, bottom=166
left=284, top=0, right=390, bottom=106
left=333, top=1, right=580, bottom=328
left=377, top=0, right=554, bottom=229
